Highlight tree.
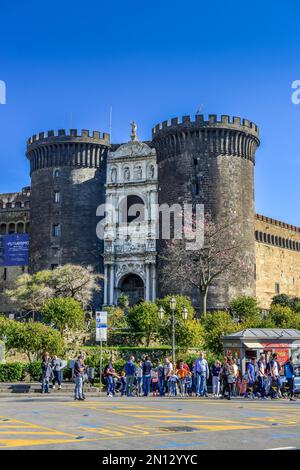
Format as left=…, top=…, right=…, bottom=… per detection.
left=0, top=318, right=64, bottom=362
left=50, top=265, right=101, bottom=306
left=117, top=293, right=129, bottom=309
left=127, top=301, right=160, bottom=346
left=7, top=264, right=101, bottom=315
left=201, top=311, right=240, bottom=356
left=106, top=306, right=130, bottom=345
left=271, top=294, right=292, bottom=308
left=156, top=296, right=203, bottom=349
left=40, top=297, right=85, bottom=335
left=159, top=214, right=252, bottom=314
left=229, top=296, right=261, bottom=325
left=268, top=305, right=295, bottom=328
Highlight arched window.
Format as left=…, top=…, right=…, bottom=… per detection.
left=0, top=223, right=6, bottom=235
left=8, top=223, right=15, bottom=234
left=17, top=222, right=24, bottom=234
left=54, top=169, right=60, bottom=178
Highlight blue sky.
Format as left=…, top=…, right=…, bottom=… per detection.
left=0, top=0, right=300, bottom=224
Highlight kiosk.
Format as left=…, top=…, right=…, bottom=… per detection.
left=221, top=328, right=300, bottom=374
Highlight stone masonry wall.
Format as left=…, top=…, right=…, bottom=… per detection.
left=255, top=214, right=300, bottom=309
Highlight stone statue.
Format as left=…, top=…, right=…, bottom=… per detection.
left=134, top=166, right=142, bottom=179
left=148, top=165, right=154, bottom=179
left=124, top=167, right=130, bottom=181
left=130, top=121, right=138, bottom=141
left=111, top=167, right=117, bottom=182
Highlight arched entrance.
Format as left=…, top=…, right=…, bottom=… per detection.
left=119, top=273, right=145, bottom=306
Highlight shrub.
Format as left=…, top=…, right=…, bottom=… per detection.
left=9, top=321, right=64, bottom=361
left=269, top=305, right=295, bottom=327
left=271, top=294, right=292, bottom=308
left=127, top=302, right=160, bottom=346
left=0, top=362, right=24, bottom=382
left=201, top=311, right=240, bottom=356
left=26, top=361, right=42, bottom=381
left=229, top=296, right=261, bottom=325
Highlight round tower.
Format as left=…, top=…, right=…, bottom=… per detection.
left=26, top=129, right=110, bottom=286
left=152, top=114, right=260, bottom=310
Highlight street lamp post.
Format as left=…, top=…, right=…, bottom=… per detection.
left=158, top=299, right=188, bottom=367
left=170, top=297, right=176, bottom=366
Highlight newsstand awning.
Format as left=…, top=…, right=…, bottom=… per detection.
left=243, top=342, right=263, bottom=348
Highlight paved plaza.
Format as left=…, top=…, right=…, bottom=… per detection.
left=0, top=396, right=299, bottom=450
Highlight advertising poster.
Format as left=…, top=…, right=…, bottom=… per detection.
left=0, top=234, right=29, bottom=266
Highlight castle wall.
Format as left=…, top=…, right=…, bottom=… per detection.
left=26, top=129, right=110, bottom=308
left=0, top=188, right=30, bottom=313
left=255, top=214, right=300, bottom=309
left=152, top=115, right=260, bottom=310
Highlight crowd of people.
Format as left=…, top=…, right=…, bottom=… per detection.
left=40, top=351, right=299, bottom=401
left=102, top=352, right=299, bottom=401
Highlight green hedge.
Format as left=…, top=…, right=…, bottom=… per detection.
left=26, top=361, right=42, bottom=381
left=0, top=363, right=24, bottom=382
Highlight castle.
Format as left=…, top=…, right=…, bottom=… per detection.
left=1, top=114, right=300, bottom=313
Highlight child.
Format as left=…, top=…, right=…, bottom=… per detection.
left=186, top=372, right=193, bottom=396
left=168, top=370, right=178, bottom=397
left=235, top=369, right=242, bottom=396
left=151, top=368, right=159, bottom=396
left=211, top=360, right=221, bottom=397
left=177, top=363, right=188, bottom=397
left=120, top=371, right=127, bottom=397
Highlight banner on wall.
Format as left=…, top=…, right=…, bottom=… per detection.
left=0, top=234, right=29, bottom=266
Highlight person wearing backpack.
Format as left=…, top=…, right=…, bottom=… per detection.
left=284, top=357, right=297, bottom=401
left=124, top=355, right=136, bottom=397
left=270, top=353, right=280, bottom=399
left=257, top=354, right=267, bottom=399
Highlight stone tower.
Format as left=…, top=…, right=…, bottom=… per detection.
left=26, top=130, right=110, bottom=299
left=152, top=114, right=260, bottom=310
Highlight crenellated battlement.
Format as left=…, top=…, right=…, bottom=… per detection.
left=26, top=129, right=111, bottom=173
left=27, top=129, right=110, bottom=148
left=152, top=114, right=259, bottom=138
